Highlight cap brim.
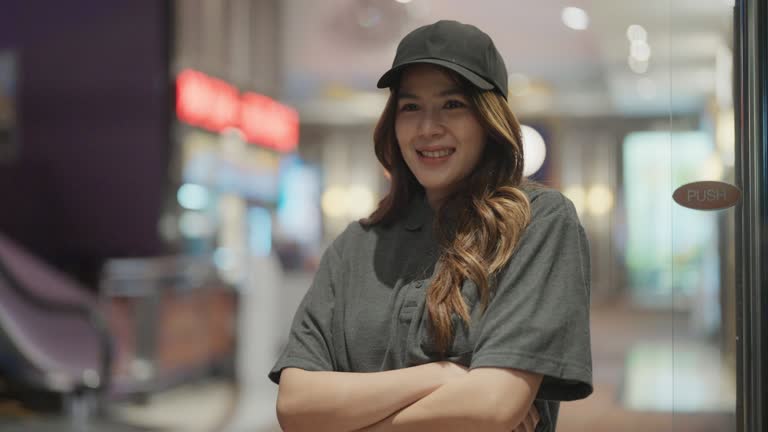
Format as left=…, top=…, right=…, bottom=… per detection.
left=377, top=58, right=496, bottom=92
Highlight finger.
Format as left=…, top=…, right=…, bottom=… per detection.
left=531, top=405, right=540, bottom=424
left=515, top=412, right=532, bottom=432
left=512, top=416, right=529, bottom=432
left=514, top=406, right=538, bottom=432
left=529, top=407, right=540, bottom=431
left=527, top=412, right=537, bottom=432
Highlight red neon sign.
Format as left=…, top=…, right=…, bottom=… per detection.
left=176, top=69, right=299, bottom=152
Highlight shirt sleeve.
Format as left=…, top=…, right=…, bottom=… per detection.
left=268, top=243, right=341, bottom=384
left=469, top=191, right=593, bottom=401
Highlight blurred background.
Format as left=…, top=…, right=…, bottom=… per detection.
left=0, top=0, right=753, bottom=431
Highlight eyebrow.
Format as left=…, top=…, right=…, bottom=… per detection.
left=398, top=88, right=465, bottom=100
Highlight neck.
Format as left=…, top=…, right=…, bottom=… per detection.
left=426, top=190, right=448, bottom=210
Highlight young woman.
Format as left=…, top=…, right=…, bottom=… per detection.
left=269, top=20, right=593, bottom=432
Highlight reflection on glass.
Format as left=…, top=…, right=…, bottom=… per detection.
left=623, top=131, right=719, bottom=307
left=623, top=342, right=735, bottom=412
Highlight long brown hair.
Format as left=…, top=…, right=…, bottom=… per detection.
left=362, top=70, right=537, bottom=355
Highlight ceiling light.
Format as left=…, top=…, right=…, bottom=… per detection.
left=561, top=7, right=589, bottom=31
left=626, top=25, right=648, bottom=42
left=630, top=40, right=652, bottom=61
left=395, top=0, right=412, bottom=3
left=520, top=125, right=547, bottom=177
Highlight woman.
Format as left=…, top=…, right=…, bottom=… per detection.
left=269, top=20, right=593, bottom=432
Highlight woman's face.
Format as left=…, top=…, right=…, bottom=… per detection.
left=395, top=64, right=487, bottom=207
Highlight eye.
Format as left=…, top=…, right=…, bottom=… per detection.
left=399, top=103, right=419, bottom=112
left=444, top=99, right=467, bottom=109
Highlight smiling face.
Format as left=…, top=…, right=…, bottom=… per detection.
left=395, top=64, right=487, bottom=208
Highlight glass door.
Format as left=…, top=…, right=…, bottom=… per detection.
left=664, top=0, right=738, bottom=425
left=609, top=1, right=739, bottom=429
left=656, top=0, right=767, bottom=430
left=558, top=0, right=764, bottom=430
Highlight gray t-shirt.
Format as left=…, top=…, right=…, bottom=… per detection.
left=269, top=186, right=593, bottom=431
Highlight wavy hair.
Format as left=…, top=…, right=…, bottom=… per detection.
left=361, top=70, right=539, bottom=355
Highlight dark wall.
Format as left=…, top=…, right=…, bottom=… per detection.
left=0, top=1, right=171, bottom=284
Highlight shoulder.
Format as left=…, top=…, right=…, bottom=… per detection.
left=521, top=185, right=580, bottom=224
left=318, top=220, right=395, bottom=286
left=312, top=222, right=368, bottom=283
left=325, top=220, right=380, bottom=260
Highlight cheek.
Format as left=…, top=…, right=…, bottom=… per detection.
left=462, top=123, right=487, bottom=161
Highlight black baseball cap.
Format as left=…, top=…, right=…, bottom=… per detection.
left=377, top=20, right=508, bottom=99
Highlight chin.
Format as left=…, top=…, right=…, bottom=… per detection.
left=415, top=177, right=445, bottom=190
left=418, top=179, right=456, bottom=195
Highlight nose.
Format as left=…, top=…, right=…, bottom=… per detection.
left=417, top=109, right=444, bottom=139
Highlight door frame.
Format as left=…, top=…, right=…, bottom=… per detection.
left=734, top=0, right=767, bottom=431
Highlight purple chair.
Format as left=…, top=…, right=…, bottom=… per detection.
left=0, top=232, right=113, bottom=420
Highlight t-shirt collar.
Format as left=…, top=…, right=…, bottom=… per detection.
left=403, top=192, right=434, bottom=231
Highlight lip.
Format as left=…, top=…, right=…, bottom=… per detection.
left=415, top=146, right=455, bottom=153
left=415, top=147, right=455, bottom=166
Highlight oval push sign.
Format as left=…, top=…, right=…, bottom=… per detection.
left=673, top=181, right=741, bottom=211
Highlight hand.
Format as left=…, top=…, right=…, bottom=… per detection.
left=434, top=360, right=469, bottom=384
left=511, top=404, right=540, bottom=432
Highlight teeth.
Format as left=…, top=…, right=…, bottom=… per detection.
left=420, top=149, right=454, bottom=158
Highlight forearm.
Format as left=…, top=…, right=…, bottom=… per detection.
left=356, top=368, right=541, bottom=432
left=276, top=363, right=450, bottom=432
left=354, top=374, right=503, bottom=432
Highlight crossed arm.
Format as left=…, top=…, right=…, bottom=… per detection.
left=276, top=362, right=542, bottom=432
